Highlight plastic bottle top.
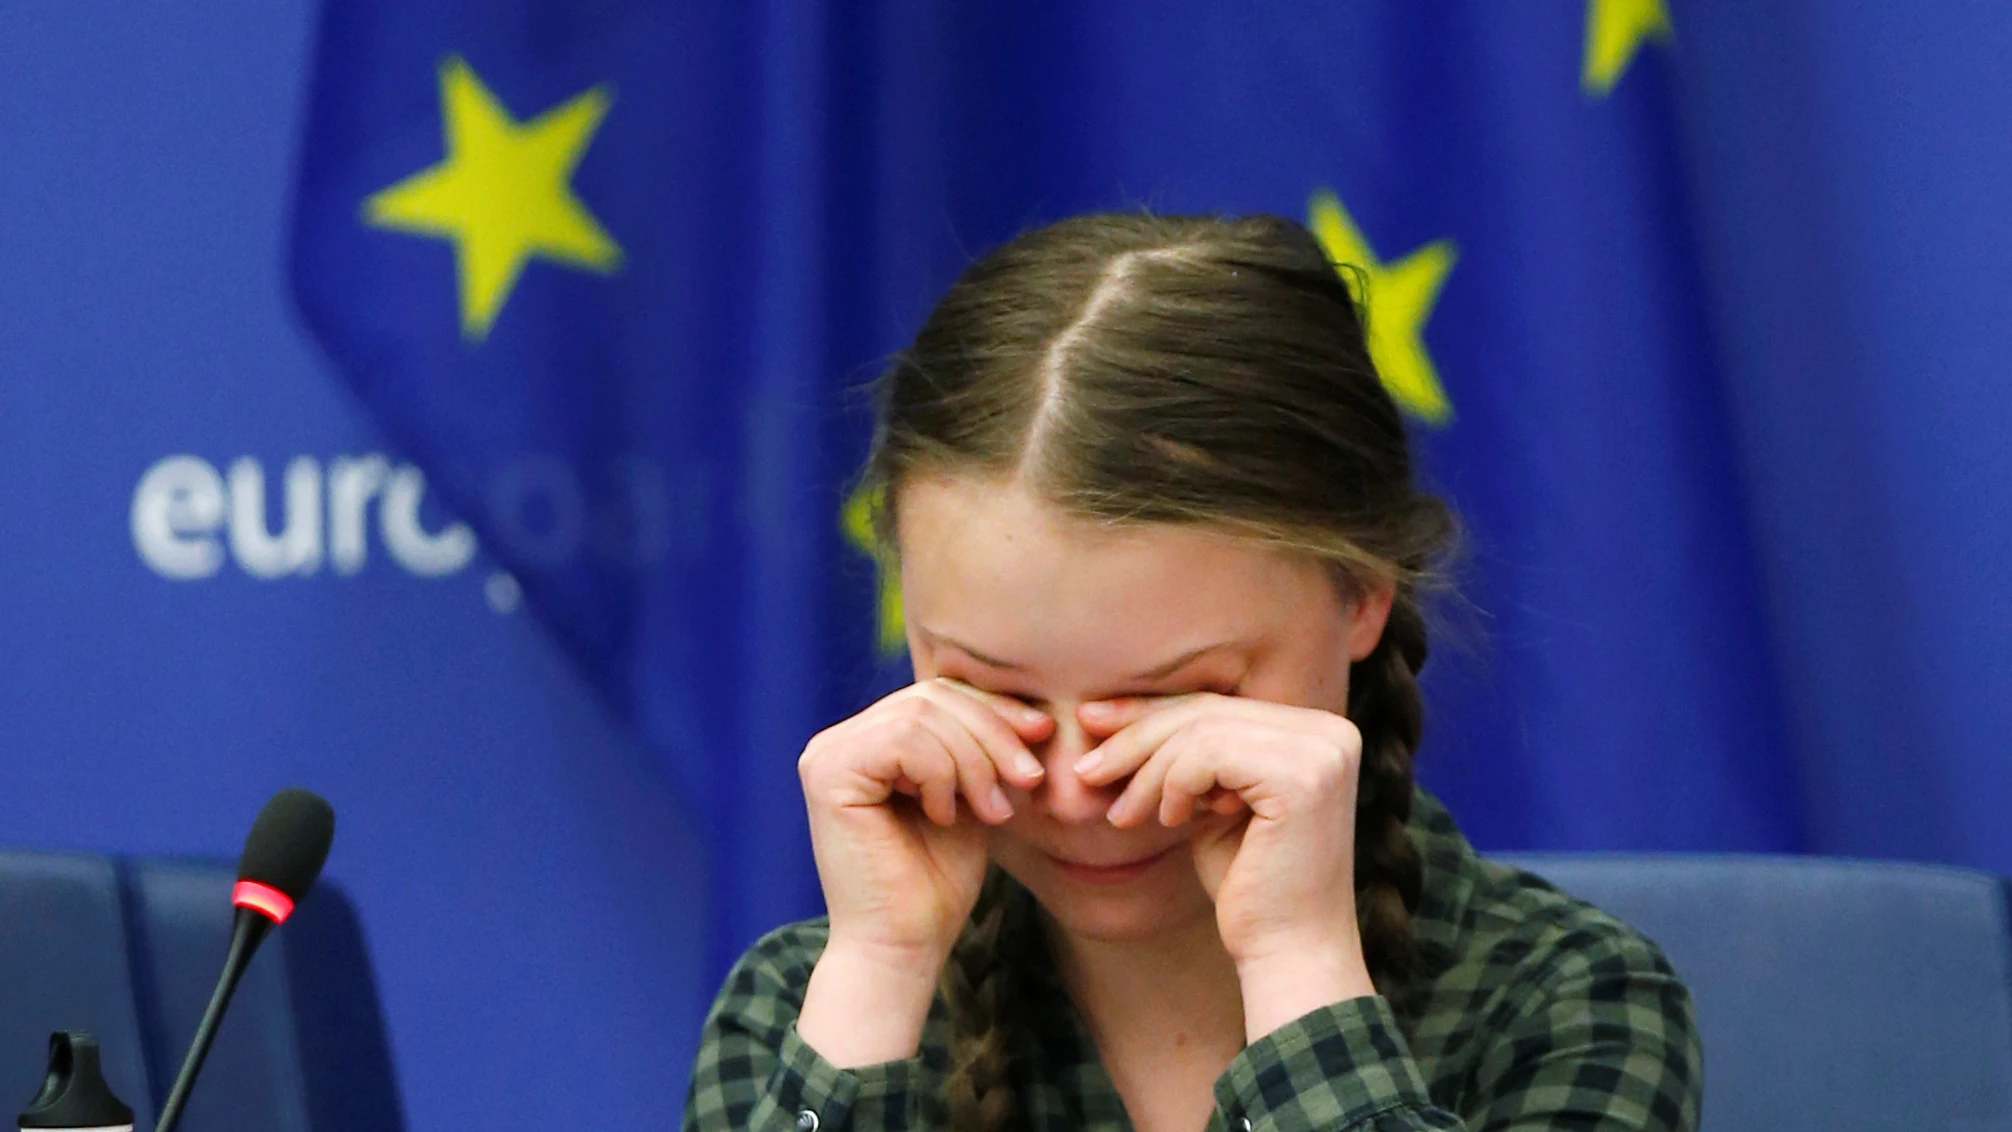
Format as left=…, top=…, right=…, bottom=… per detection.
left=17, top=1032, right=135, bottom=1132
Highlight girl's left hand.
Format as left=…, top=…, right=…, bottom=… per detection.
left=1075, top=694, right=1378, bottom=1025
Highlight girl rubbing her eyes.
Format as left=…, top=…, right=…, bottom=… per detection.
left=684, top=214, right=1701, bottom=1132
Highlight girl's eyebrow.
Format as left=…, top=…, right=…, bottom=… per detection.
left=922, top=622, right=1236, bottom=682
left=916, top=624, right=1027, bottom=672
left=1129, top=642, right=1231, bottom=681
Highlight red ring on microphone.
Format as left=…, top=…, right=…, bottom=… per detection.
left=232, top=879, right=295, bottom=924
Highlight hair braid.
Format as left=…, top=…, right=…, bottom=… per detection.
left=941, top=870, right=1024, bottom=1132
left=1346, top=590, right=1429, bottom=992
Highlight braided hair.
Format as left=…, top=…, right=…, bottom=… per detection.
left=939, top=871, right=1027, bottom=1130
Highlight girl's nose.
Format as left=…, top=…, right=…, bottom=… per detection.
left=1028, top=711, right=1120, bottom=825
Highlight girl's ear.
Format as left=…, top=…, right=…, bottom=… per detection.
left=1345, top=580, right=1397, bottom=662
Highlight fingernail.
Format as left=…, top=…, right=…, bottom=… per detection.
left=988, top=785, right=1012, bottom=817
left=1074, top=752, right=1102, bottom=776
left=1017, top=754, right=1045, bottom=779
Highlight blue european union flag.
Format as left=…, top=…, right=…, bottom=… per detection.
left=290, top=1, right=866, bottom=968
left=294, top=0, right=2012, bottom=988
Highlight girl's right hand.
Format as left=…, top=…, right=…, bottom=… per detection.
left=797, top=677, right=1053, bottom=973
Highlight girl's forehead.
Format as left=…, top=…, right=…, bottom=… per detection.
left=896, top=476, right=1341, bottom=679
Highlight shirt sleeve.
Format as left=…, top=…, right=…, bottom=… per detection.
left=683, top=926, right=930, bottom=1132
left=1213, top=996, right=1463, bottom=1132
left=1465, top=925, right=1702, bottom=1131
left=1212, top=927, right=1700, bottom=1132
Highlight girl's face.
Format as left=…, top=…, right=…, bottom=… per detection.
left=897, top=475, right=1392, bottom=948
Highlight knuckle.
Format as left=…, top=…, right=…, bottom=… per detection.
left=960, top=742, right=996, bottom=772
left=1305, top=759, right=1344, bottom=794
left=893, top=713, right=933, bottom=744
left=797, top=755, right=833, bottom=795
left=798, top=728, right=838, bottom=776
left=1321, top=712, right=1363, bottom=750
left=877, top=703, right=939, bottom=745
left=944, top=747, right=982, bottom=780
left=1190, top=715, right=1233, bottom=745
left=914, top=752, right=950, bottom=784
left=890, top=694, right=936, bottom=724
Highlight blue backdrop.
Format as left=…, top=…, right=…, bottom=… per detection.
left=3, top=1, right=2009, bottom=1128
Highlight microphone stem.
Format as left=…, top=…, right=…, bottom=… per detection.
left=155, top=908, right=272, bottom=1132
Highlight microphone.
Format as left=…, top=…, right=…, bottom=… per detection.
left=152, top=788, right=335, bottom=1132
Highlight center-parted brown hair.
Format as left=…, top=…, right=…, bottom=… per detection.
left=860, top=212, right=1458, bottom=1132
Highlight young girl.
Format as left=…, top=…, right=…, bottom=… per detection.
left=684, top=214, right=1701, bottom=1132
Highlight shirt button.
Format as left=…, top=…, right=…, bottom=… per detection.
left=794, top=1110, right=820, bottom=1132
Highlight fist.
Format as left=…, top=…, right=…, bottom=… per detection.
left=798, top=678, right=1052, bottom=967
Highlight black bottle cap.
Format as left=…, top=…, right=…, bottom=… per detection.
left=18, top=1032, right=135, bottom=1130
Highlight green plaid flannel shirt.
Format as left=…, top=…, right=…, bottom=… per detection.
left=684, top=790, right=1701, bottom=1131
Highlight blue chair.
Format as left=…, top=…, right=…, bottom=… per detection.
left=1502, top=854, right=2012, bottom=1132
left=0, top=850, right=403, bottom=1132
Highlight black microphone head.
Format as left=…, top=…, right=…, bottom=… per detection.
left=236, top=787, right=335, bottom=903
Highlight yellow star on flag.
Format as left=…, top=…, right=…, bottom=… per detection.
left=364, top=56, right=622, bottom=341
left=1307, top=189, right=1457, bottom=425
left=841, top=483, right=906, bottom=655
left=1583, top=0, right=1672, bottom=96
